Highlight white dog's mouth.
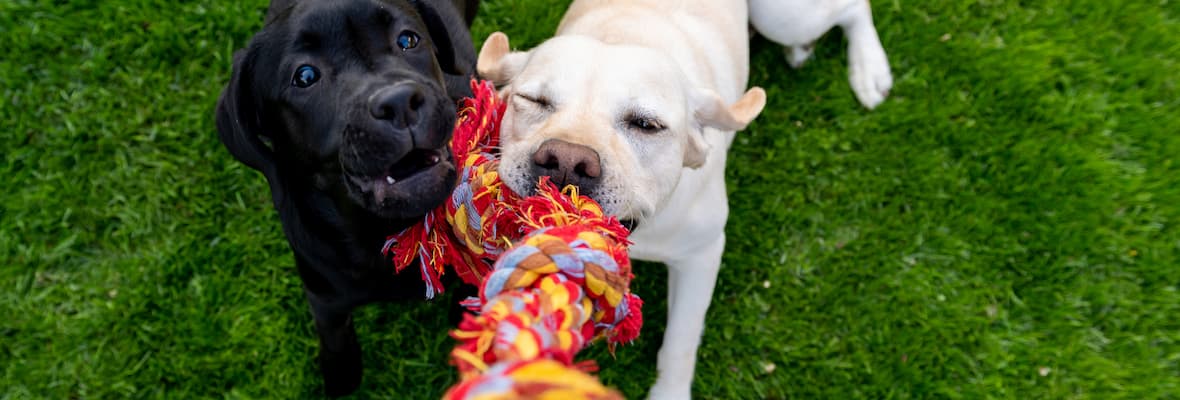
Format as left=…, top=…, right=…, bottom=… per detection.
left=620, top=219, right=639, bottom=231
left=499, top=141, right=651, bottom=223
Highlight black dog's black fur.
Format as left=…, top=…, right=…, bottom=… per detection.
left=216, top=0, right=479, bottom=395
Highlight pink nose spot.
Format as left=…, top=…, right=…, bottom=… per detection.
left=531, top=139, right=602, bottom=191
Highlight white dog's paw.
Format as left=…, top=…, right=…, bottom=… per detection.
left=847, top=40, right=892, bottom=109
left=784, top=42, right=816, bottom=69
left=648, top=379, right=691, bottom=400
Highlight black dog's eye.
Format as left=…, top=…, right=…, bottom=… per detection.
left=292, top=65, right=320, bottom=88
left=396, top=31, right=420, bottom=50
left=629, top=116, right=664, bottom=133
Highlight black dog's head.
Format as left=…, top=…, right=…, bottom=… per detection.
left=218, top=0, right=476, bottom=220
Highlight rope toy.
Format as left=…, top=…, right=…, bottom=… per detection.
left=382, top=81, right=643, bottom=399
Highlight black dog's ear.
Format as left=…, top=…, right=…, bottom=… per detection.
left=264, top=0, right=298, bottom=25
left=411, top=0, right=478, bottom=100
left=456, top=0, right=480, bottom=27
left=217, top=48, right=280, bottom=183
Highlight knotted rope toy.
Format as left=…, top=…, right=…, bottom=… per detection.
left=383, top=81, right=643, bottom=399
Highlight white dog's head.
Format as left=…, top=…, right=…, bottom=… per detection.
left=477, top=32, right=765, bottom=221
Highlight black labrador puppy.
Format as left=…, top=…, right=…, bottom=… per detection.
left=216, top=0, right=479, bottom=395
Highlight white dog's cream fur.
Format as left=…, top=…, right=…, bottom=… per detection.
left=749, top=0, right=893, bottom=109
left=478, top=0, right=764, bottom=398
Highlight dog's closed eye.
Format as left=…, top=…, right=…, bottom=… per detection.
left=513, top=93, right=553, bottom=111
left=624, top=112, right=665, bottom=133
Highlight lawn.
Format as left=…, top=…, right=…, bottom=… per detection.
left=2, top=0, right=1179, bottom=398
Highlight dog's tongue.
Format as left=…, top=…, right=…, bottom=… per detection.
left=373, top=176, right=396, bottom=200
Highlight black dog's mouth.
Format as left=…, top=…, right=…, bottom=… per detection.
left=346, top=148, right=451, bottom=195
left=384, top=148, right=443, bottom=183
left=342, top=144, right=457, bottom=219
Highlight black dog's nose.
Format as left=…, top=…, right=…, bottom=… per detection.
left=531, top=139, right=602, bottom=192
left=369, top=83, right=425, bottom=127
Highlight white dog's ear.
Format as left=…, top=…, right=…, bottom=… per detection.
left=477, top=32, right=530, bottom=85
left=683, top=87, right=767, bottom=168
left=691, top=87, right=767, bottom=131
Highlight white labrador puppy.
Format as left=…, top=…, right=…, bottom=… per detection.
left=477, top=0, right=765, bottom=398
left=749, top=0, right=893, bottom=108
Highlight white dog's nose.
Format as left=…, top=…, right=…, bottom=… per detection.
left=531, top=139, right=602, bottom=192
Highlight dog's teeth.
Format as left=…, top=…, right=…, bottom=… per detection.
left=427, top=154, right=440, bottom=165
left=385, top=176, right=396, bottom=185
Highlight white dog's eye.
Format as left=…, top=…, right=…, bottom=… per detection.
left=628, top=116, right=664, bottom=133
left=514, top=93, right=552, bottom=109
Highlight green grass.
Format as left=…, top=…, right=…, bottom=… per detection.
left=2, top=0, right=1178, bottom=398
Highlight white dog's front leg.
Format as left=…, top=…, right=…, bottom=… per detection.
left=841, top=0, right=893, bottom=109
left=785, top=42, right=816, bottom=69
left=648, top=235, right=725, bottom=400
